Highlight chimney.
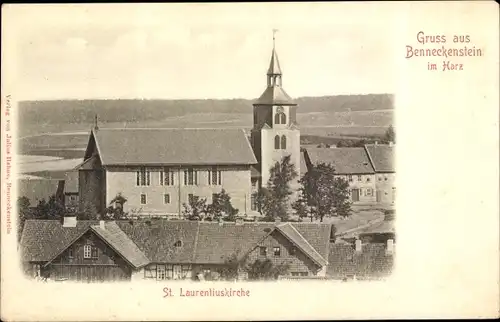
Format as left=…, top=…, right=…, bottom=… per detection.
left=275, top=217, right=281, bottom=225
left=235, top=217, right=244, bottom=226
left=99, top=220, right=105, bottom=230
left=389, top=141, right=394, bottom=147
left=62, top=216, right=77, bottom=228
left=386, top=239, right=394, bottom=255
left=355, top=239, right=362, bottom=253
left=374, top=141, right=378, bottom=146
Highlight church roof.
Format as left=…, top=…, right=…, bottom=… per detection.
left=267, top=49, right=282, bottom=75
left=255, top=86, right=296, bottom=105
left=89, top=128, right=257, bottom=166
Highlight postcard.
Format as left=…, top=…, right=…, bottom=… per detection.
left=1, top=2, right=499, bottom=321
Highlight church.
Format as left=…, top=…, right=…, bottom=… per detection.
left=77, top=37, right=301, bottom=218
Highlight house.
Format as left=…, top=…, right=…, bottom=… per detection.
left=327, top=210, right=395, bottom=280
left=364, top=143, right=396, bottom=204
left=78, top=37, right=301, bottom=217
left=301, top=143, right=395, bottom=205
left=303, top=147, right=377, bottom=204
left=20, top=217, right=332, bottom=282
left=18, top=177, right=64, bottom=207
left=61, top=171, right=79, bottom=212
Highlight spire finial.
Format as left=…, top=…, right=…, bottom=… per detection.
left=272, top=29, right=278, bottom=49
left=94, top=114, right=99, bottom=131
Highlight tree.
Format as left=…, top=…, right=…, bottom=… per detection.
left=384, top=125, right=395, bottom=143
left=182, top=196, right=208, bottom=221
left=32, top=195, right=64, bottom=220
left=218, top=252, right=245, bottom=281
left=256, top=155, right=298, bottom=222
left=295, top=162, right=352, bottom=222
left=17, top=196, right=32, bottom=240
left=78, top=201, right=100, bottom=220
left=206, top=189, right=239, bottom=222
left=245, top=259, right=290, bottom=280
left=105, top=193, right=128, bottom=220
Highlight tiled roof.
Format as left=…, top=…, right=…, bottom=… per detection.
left=91, top=222, right=150, bottom=268
left=327, top=243, right=394, bottom=279
left=18, top=179, right=61, bottom=205
left=92, top=128, right=257, bottom=166
left=275, top=223, right=328, bottom=266
left=20, top=220, right=97, bottom=262
left=116, top=220, right=199, bottom=264
left=21, top=220, right=331, bottom=268
left=304, top=147, right=375, bottom=174
left=299, top=151, right=308, bottom=175
left=364, top=144, right=395, bottom=173
left=63, top=171, right=79, bottom=194
left=255, top=86, right=296, bottom=105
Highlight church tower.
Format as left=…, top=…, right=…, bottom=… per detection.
left=251, top=31, right=301, bottom=191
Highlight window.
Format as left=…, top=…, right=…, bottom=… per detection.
left=184, top=168, right=198, bottom=185
left=83, top=245, right=91, bottom=259
left=273, top=247, right=281, bottom=256
left=164, top=194, right=170, bottom=204
left=91, top=246, right=98, bottom=259
left=384, top=175, right=388, bottom=181
left=251, top=194, right=257, bottom=211
left=366, top=188, right=373, bottom=196
left=140, top=194, right=147, bottom=205
left=157, top=265, right=166, bottom=280
left=181, top=265, right=191, bottom=279
left=144, top=265, right=157, bottom=279
left=290, top=246, right=297, bottom=255
left=291, top=272, right=308, bottom=277
left=208, top=167, right=222, bottom=185
left=274, top=112, right=287, bottom=125
left=378, top=176, right=382, bottom=181
left=160, top=168, right=175, bottom=186
left=274, top=135, right=280, bottom=149
left=155, top=265, right=174, bottom=280
left=280, top=135, right=287, bottom=149
left=136, top=167, right=151, bottom=186
left=357, top=175, right=362, bottom=182
left=348, top=175, right=353, bottom=182
left=367, top=177, right=371, bottom=182
left=68, top=247, right=74, bottom=259
left=174, top=240, right=182, bottom=248
left=259, top=246, right=267, bottom=256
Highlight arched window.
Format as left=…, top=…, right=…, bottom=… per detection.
left=280, top=135, right=287, bottom=149
left=274, top=112, right=286, bottom=125
left=274, top=135, right=280, bottom=149
left=280, top=112, right=286, bottom=124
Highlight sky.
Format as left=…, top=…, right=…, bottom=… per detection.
left=7, top=3, right=401, bottom=100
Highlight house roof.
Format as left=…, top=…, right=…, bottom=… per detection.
left=20, top=220, right=97, bottom=262
left=250, top=166, right=261, bottom=178
left=305, top=147, right=375, bottom=174
left=21, top=220, right=332, bottom=268
left=255, top=86, right=296, bottom=106
left=327, top=243, right=394, bottom=278
left=299, top=151, right=308, bottom=175
left=18, top=178, right=61, bottom=206
left=275, top=223, right=328, bottom=266
left=91, top=222, right=150, bottom=268
left=358, top=217, right=395, bottom=235
left=91, top=128, right=257, bottom=166
left=63, top=171, right=79, bottom=194
left=364, top=144, right=395, bottom=173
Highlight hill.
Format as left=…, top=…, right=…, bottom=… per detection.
left=18, top=94, right=394, bottom=127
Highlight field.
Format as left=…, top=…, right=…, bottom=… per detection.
left=17, top=95, right=394, bottom=180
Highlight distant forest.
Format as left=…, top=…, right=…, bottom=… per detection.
left=19, top=94, right=394, bottom=125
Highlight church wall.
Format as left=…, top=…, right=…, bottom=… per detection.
left=105, top=165, right=252, bottom=218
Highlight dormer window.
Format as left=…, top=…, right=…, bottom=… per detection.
left=174, top=240, right=182, bottom=248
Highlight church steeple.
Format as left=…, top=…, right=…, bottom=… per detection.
left=267, top=29, right=282, bottom=87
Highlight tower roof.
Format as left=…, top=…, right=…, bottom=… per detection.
left=255, top=86, right=296, bottom=105
left=267, top=48, right=282, bottom=75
